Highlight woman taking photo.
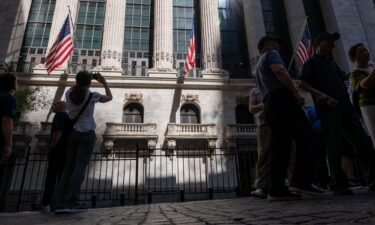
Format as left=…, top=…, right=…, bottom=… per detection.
left=349, top=43, right=375, bottom=149
left=55, top=71, right=112, bottom=214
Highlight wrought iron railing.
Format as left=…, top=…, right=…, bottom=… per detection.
left=0, top=146, right=258, bottom=212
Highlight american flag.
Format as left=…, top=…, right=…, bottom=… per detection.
left=45, top=15, right=74, bottom=75
left=182, top=25, right=196, bottom=78
left=296, top=24, right=313, bottom=66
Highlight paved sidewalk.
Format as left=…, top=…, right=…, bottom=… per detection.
left=1, top=191, right=375, bottom=225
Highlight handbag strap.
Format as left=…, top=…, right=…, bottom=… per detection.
left=72, top=92, right=93, bottom=125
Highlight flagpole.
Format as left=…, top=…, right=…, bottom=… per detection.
left=67, top=5, right=80, bottom=74
left=287, top=16, right=309, bottom=72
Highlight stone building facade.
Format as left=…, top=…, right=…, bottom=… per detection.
left=1, top=0, right=375, bottom=207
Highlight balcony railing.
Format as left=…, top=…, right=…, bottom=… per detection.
left=225, top=124, right=257, bottom=138
left=166, top=123, right=217, bottom=139
left=103, top=123, right=157, bottom=138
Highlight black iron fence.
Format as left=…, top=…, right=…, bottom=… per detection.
left=0, top=146, right=258, bottom=212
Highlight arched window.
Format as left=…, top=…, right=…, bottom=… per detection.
left=236, top=104, right=253, bottom=124
left=123, top=103, right=144, bottom=123
left=180, top=104, right=200, bottom=124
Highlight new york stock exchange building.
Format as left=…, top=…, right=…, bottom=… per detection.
left=0, top=0, right=375, bottom=211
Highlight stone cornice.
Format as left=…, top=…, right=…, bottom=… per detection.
left=15, top=73, right=255, bottom=90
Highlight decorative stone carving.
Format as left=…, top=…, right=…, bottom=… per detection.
left=167, top=139, right=176, bottom=150
left=208, top=139, right=217, bottom=149
left=104, top=139, right=114, bottom=153
left=124, top=93, right=143, bottom=103
left=181, top=94, right=199, bottom=103
left=147, top=139, right=157, bottom=150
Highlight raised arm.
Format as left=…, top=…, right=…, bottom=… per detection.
left=95, top=73, right=113, bottom=103
left=360, top=69, right=375, bottom=89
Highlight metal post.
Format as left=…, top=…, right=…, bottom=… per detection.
left=208, top=188, right=213, bottom=200
left=134, top=144, right=139, bottom=205
left=233, top=141, right=241, bottom=196
left=91, top=194, right=97, bottom=208
left=120, top=192, right=125, bottom=206
left=179, top=189, right=185, bottom=202
left=147, top=191, right=152, bottom=204
left=16, top=146, right=31, bottom=212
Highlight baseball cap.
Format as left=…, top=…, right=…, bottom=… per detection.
left=257, top=36, right=281, bottom=52
left=314, top=32, right=340, bottom=47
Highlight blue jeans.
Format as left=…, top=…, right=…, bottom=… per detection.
left=55, top=130, right=96, bottom=207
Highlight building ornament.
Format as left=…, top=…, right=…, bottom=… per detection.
left=124, top=93, right=143, bottom=103
left=181, top=94, right=199, bottom=103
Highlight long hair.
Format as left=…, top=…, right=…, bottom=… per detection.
left=69, top=71, right=92, bottom=105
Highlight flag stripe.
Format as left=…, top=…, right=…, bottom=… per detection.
left=183, top=25, right=196, bottom=78
left=45, top=15, right=73, bottom=75
left=47, top=47, right=73, bottom=74
left=46, top=43, right=73, bottom=71
left=296, top=24, right=313, bottom=66
left=45, top=36, right=73, bottom=65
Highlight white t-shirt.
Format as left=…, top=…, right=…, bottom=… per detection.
left=65, top=89, right=102, bottom=132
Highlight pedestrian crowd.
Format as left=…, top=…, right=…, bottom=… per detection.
left=250, top=32, right=375, bottom=200
left=1, top=31, right=375, bottom=214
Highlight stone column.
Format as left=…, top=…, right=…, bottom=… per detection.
left=319, top=0, right=368, bottom=72
left=94, top=0, right=126, bottom=76
left=242, top=0, right=266, bottom=72
left=0, top=0, right=33, bottom=64
left=284, top=0, right=307, bottom=51
left=200, top=0, right=227, bottom=78
left=34, top=0, right=79, bottom=74
left=150, top=0, right=174, bottom=74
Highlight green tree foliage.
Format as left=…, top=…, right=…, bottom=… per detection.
left=14, top=87, right=51, bottom=120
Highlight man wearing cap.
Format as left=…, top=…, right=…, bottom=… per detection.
left=255, top=36, right=320, bottom=200
left=300, top=32, right=375, bottom=195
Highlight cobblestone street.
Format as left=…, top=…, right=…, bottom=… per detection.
left=1, top=191, right=375, bottom=225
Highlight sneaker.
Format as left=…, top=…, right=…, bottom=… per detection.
left=250, top=189, right=267, bottom=199
left=54, top=208, right=72, bottom=214
left=70, top=203, right=88, bottom=214
left=268, top=190, right=302, bottom=201
left=290, top=184, right=325, bottom=195
left=332, top=187, right=354, bottom=196
left=348, top=179, right=363, bottom=189
left=41, top=205, right=51, bottom=214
